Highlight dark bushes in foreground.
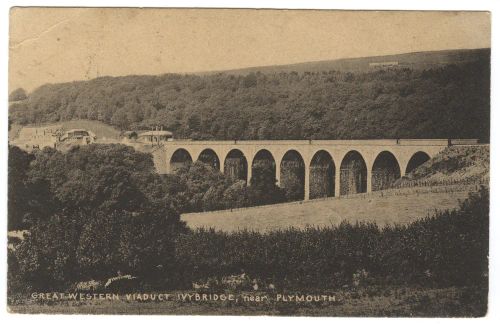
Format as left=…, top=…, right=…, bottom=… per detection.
left=173, top=187, right=489, bottom=290
left=9, top=187, right=488, bottom=293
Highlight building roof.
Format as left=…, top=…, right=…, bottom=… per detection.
left=60, top=129, right=96, bottom=140
left=66, top=129, right=88, bottom=133
left=138, top=130, right=173, bottom=137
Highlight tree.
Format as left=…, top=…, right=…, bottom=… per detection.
left=8, top=146, right=37, bottom=230
left=117, top=208, right=180, bottom=287
left=9, top=88, right=27, bottom=102
left=202, top=183, right=226, bottom=211
left=111, top=109, right=130, bottom=130
left=13, top=144, right=184, bottom=290
left=282, top=174, right=305, bottom=202
left=173, top=161, right=229, bottom=212
left=26, top=144, right=172, bottom=216
left=75, top=211, right=122, bottom=279
left=16, top=207, right=181, bottom=290
left=15, top=212, right=82, bottom=290
left=223, top=180, right=250, bottom=209
left=248, top=161, right=285, bottom=206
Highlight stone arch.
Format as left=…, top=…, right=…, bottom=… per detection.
left=280, top=150, right=305, bottom=201
left=340, top=150, right=367, bottom=195
left=224, top=149, right=248, bottom=183
left=371, top=151, right=401, bottom=191
left=405, top=151, right=431, bottom=175
left=197, top=148, right=220, bottom=170
left=309, top=150, right=335, bottom=199
left=170, top=148, right=193, bottom=172
left=251, top=149, right=277, bottom=185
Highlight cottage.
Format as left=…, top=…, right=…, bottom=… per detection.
left=60, top=129, right=96, bottom=144
left=138, top=130, right=173, bottom=144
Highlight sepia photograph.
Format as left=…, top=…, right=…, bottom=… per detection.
left=6, top=7, right=491, bottom=316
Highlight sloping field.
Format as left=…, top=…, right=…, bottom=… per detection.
left=204, top=48, right=489, bottom=75
left=9, top=120, right=122, bottom=142
left=396, top=145, right=489, bottom=186
left=182, top=185, right=476, bottom=232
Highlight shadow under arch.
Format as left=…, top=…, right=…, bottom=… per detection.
left=224, top=149, right=248, bottom=183
left=170, top=148, right=193, bottom=172
left=371, top=151, right=401, bottom=191
left=405, top=151, right=431, bottom=175
left=280, top=150, right=305, bottom=201
left=198, top=148, right=220, bottom=170
left=340, top=150, right=367, bottom=195
left=251, top=149, right=277, bottom=186
left=309, top=150, right=335, bottom=199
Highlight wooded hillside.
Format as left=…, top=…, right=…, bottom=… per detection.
left=9, top=49, right=490, bottom=141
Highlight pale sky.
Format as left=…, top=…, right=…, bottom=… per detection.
left=9, top=8, right=491, bottom=92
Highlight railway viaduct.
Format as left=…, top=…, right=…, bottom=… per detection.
left=151, top=139, right=473, bottom=200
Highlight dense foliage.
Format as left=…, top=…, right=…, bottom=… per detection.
left=164, top=161, right=286, bottom=213
left=8, top=144, right=183, bottom=290
left=7, top=144, right=291, bottom=291
left=9, top=144, right=180, bottom=225
left=8, top=146, right=35, bottom=230
left=9, top=59, right=490, bottom=142
left=8, top=88, right=27, bottom=102
left=8, top=144, right=292, bottom=231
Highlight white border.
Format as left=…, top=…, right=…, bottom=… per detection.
left=1, top=1, right=498, bottom=325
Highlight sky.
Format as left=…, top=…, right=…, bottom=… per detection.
left=9, top=8, right=491, bottom=92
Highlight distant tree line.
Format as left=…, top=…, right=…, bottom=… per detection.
left=9, top=58, right=490, bottom=142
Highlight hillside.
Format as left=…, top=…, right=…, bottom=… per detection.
left=181, top=186, right=474, bottom=233
left=395, top=145, right=489, bottom=187
left=9, top=48, right=490, bottom=142
left=204, top=48, right=490, bottom=75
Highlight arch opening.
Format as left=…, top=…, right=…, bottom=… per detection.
left=340, top=151, right=367, bottom=195
left=251, top=149, right=277, bottom=186
left=309, top=150, right=335, bottom=199
left=405, top=151, right=431, bottom=175
left=170, top=149, right=193, bottom=172
left=371, top=151, right=401, bottom=191
left=224, top=149, right=248, bottom=183
left=280, top=150, right=305, bottom=201
left=198, top=149, right=220, bottom=170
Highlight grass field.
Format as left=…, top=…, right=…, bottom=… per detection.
left=8, top=286, right=487, bottom=316
left=182, top=185, right=478, bottom=232
left=9, top=120, right=122, bottom=141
